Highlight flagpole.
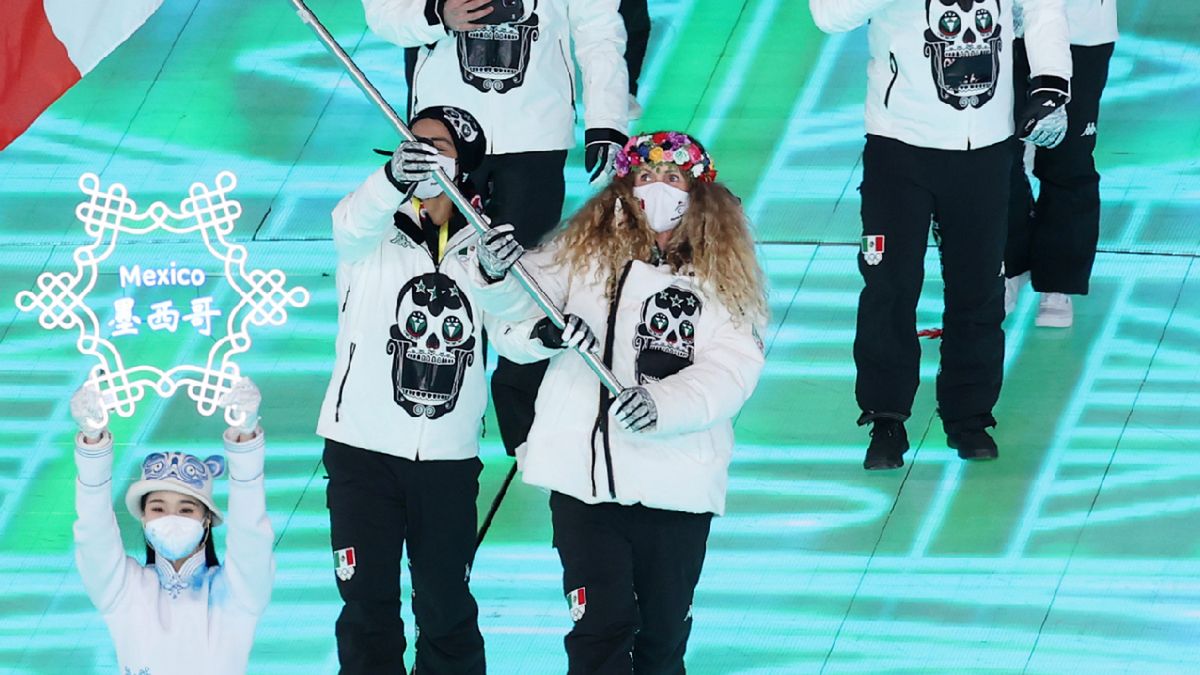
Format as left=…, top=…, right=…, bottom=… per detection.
left=288, top=0, right=623, bottom=396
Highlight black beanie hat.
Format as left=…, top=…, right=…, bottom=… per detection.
left=410, top=106, right=487, bottom=174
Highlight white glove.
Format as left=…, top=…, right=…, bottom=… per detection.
left=610, top=386, right=657, bottom=433
left=69, top=383, right=109, bottom=441
left=389, top=140, right=440, bottom=185
left=220, top=377, right=262, bottom=434
left=477, top=224, right=524, bottom=281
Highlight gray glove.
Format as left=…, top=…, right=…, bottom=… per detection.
left=388, top=140, right=439, bottom=186
left=477, top=224, right=524, bottom=281
left=610, top=386, right=657, bottom=433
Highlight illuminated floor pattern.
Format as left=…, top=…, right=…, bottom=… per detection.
left=2, top=1, right=1199, bottom=673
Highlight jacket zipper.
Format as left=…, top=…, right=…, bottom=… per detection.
left=408, top=225, right=474, bottom=459
left=341, top=283, right=351, bottom=313
left=334, top=342, right=357, bottom=422
left=884, top=52, right=898, bottom=108
left=410, top=48, right=430, bottom=114
left=591, top=262, right=633, bottom=499
left=559, top=41, right=577, bottom=116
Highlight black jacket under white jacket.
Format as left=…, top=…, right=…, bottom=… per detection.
left=316, top=167, right=528, bottom=459
left=363, top=0, right=629, bottom=155
left=810, top=0, right=1073, bottom=151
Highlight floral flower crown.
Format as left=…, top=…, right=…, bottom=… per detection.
left=613, top=131, right=717, bottom=182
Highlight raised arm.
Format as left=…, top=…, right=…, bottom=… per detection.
left=333, top=141, right=438, bottom=263
left=808, top=0, right=895, bottom=34
left=363, top=0, right=452, bottom=48
left=70, top=385, right=134, bottom=614
left=217, top=378, right=275, bottom=616
left=221, top=429, right=274, bottom=615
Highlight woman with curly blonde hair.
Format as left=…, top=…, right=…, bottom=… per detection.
left=471, top=131, right=767, bottom=673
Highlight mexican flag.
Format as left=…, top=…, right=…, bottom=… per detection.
left=334, top=547, right=356, bottom=568
left=861, top=235, right=885, bottom=255
left=0, top=0, right=165, bottom=149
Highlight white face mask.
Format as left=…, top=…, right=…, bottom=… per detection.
left=633, top=182, right=690, bottom=233
left=413, top=154, right=458, bottom=200
left=144, top=515, right=206, bottom=561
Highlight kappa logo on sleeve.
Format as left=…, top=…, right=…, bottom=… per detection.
left=567, top=586, right=587, bottom=621
left=861, top=235, right=885, bottom=265
left=334, top=547, right=356, bottom=581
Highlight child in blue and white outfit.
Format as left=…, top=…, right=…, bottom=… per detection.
left=69, top=378, right=274, bottom=675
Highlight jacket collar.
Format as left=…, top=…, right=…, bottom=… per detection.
left=391, top=200, right=475, bottom=257
left=154, top=549, right=207, bottom=598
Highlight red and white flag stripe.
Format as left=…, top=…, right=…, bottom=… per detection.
left=0, top=0, right=164, bottom=149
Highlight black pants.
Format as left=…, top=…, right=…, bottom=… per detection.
left=325, top=440, right=485, bottom=674
left=550, top=492, right=713, bottom=675
left=620, top=0, right=651, bottom=95
left=854, top=135, right=1011, bottom=433
left=469, top=149, right=567, bottom=247
left=1006, top=39, right=1114, bottom=295
left=470, top=149, right=568, bottom=453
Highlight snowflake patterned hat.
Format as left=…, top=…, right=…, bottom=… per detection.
left=125, top=452, right=226, bottom=526
left=614, top=131, right=717, bottom=183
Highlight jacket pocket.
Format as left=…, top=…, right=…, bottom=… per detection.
left=884, top=51, right=899, bottom=108
left=334, top=341, right=357, bottom=422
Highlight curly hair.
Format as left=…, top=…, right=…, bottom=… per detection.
left=552, top=174, right=767, bottom=327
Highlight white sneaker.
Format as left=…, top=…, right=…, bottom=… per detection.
left=1036, top=293, right=1073, bottom=328
left=628, top=94, right=643, bottom=121
left=1004, top=271, right=1030, bottom=316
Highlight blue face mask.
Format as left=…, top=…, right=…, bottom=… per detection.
left=144, top=515, right=205, bottom=561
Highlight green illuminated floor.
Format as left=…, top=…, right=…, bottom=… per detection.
left=2, top=1, right=1200, bottom=672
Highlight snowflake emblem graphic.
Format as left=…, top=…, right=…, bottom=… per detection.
left=14, top=171, right=309, bottom=426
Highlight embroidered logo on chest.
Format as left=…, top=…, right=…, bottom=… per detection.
left=632, top=286, right=702, bottom=384
left=923, top=0, right=1004, bottom=110
left=387, top=273, right=477, bottom=419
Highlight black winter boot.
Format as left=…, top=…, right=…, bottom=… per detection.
left=947, top=428, right=999, bottom=461
left=864, top=420, right=908, bottom=470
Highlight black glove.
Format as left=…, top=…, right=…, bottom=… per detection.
left=531, top=314, right=598, bottom=353
left=1018, top=76, right=1070, bottom=148
left=584, top=128, right=628, bottom=184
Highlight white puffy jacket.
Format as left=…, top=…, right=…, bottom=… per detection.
left=470, top=246, right=765, bottom=515
left=810, top=0, right=1073, bottom=150
left=363, top=0, right=628, bottom=155
left=315, top=167, right=526, bottom=459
